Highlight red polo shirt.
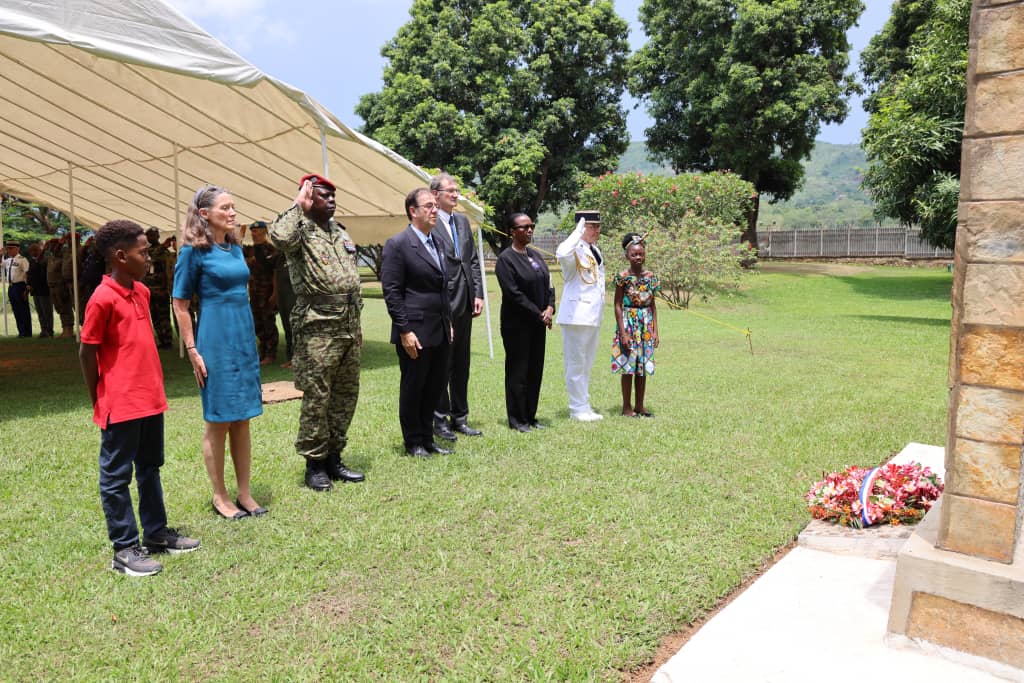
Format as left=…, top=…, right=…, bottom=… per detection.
left=81, top=275, right=168, bottom=428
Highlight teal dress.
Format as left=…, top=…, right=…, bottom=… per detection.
left=173, top=243, right=263, bottom=423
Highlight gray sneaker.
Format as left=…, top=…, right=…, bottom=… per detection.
left=143, top=527, right=201, bottom=555
left=112, top=545, right=163, bottom=577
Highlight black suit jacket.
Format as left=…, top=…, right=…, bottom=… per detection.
left=381, top=225, right=451, bottom=348
left=433, top=212, right=483, bottom=317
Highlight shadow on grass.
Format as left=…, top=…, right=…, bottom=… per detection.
left=852, top=314, right=951, bottom=328
left=0, top=336, right=400, bottom=424
left=834, top=273, right=952, bottom=302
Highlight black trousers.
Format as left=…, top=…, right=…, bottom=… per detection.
left=397, top=340, right=450, bottom=448
left=98, top=414, right=168, bottom=550
left=501, top=321, right=547, bottom=426
left=436, top=310, right=472, bottom=423
left=8, top=282, right=31, bottom=337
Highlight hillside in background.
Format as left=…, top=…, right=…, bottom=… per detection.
left=616, top=141, right=883, bottom=229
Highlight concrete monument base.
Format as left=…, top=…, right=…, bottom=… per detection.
left=888, top=497, right=1024, bottom=676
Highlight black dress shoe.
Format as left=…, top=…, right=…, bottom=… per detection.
left=236, top=498, right=268, bottom=517
left=404, top=445, right=432, bottom=458
left=326, top=453, right=365, bottom=483
left=426, top=442, right=454, bottom=455
left=304, top=459, right=333, bottom=491
left=433, top=421, right=458, bottom=442
left=212, top=500, right=248, bottom=519
left=509, top=421, right=531, bottom=433
left=528, top=421, right=546, bottom=430
left=453, top=422, right=483, bottom=436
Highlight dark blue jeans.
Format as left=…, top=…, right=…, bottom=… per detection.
left=99, top=413, right=167, bottom=550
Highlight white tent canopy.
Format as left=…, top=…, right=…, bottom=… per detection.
left=0, top=0, right=493, bottom=354
left=0, top=0, right=485, bottom=241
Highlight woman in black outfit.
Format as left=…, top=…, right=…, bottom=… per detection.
left=495, top=213, right=556, bottom=432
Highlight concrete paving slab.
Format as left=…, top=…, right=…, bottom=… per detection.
left=651, top=547, right=1000, bottom=683
left=261, top=380, right=302, bottom=404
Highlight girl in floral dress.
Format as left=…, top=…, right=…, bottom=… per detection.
left=611, top=233, right=660, bottom=417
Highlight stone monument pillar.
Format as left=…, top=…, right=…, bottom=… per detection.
left=887, top=0, right=1024, bottom=672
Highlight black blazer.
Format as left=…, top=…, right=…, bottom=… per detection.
left=381, top=225, right=451, bottom=348
left=433, top=212, right=483, bottom=317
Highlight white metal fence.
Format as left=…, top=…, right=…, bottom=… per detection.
left=757, top=227, right=953, bottom=259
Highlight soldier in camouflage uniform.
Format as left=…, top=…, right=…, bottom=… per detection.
left=46, top=238, right=74, bottom=337
left=61, top=233, right=81, bottom=326
left=244, top=221, right=279, bottom=364
left=270, top=174, right=365, bottom=491
left=144, top=227, right=175, bottom=349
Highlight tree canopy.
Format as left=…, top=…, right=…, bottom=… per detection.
left=356, top=0, right=630, bottom=252
left=628, top=0, right=863, bottom=248
left=860, top=0, right=969, bottom=249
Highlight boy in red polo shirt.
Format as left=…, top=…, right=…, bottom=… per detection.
left=79, top=220, right=200, bottom=576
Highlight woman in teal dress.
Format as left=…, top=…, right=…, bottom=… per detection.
left=172, top=185, right=266, bottom=519
left=611, top=233, right=660, bottom=417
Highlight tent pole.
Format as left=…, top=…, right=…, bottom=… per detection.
left=319, top=127, right=330, bottom=178
left=174, top=142, right=184, bottom=358
left=69, top=162, right=80, bottom=340
left=477, top=225, right=493, bottom=358
left=1, top=196, right=7, bottom=337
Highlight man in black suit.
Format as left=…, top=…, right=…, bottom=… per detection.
left=381, top=188, right=454, bottom=458
left=429, top=173, right=485, bottom=441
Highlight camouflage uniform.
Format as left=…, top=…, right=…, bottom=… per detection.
left=61, top=241, right=81, bottom=324
left=274, top=251, right=296, bottom=360
left=270, top=203, right=362, bottom=462
left=144, top=242, right=175, bottom=348
left=47, top=242, right=74, bottom=331
left=246, top=242, right=279, bottom=361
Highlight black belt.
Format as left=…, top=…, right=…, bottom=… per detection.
left=296, top=292, right=360, bottom=306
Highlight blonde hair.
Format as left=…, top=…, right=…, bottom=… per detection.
left=182, top=184, right=237, bottom=249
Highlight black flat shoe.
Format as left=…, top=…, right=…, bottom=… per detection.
left=404, top=445, right=432, bottom=458
left=236, top=498, right=268, bottom=517
left=454, top=423, right=483, bottom=436
left=509, top=421, right=531, bottom=433
left=433, top=422, right=458, bottom=442
left=636, top=411, right=655, bottom=418
left=528, top=421, right=546, bottom=430
left=426, top=442, right=454, bottom=455
left=212, top=500, right=248, bottom=520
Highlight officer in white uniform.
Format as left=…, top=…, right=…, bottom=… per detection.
left=555, top=211, right=605, bottom=421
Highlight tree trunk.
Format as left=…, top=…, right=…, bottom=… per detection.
left=742, top=192, right=760, bottom=250
left=741, top=192, right=760, bottom=268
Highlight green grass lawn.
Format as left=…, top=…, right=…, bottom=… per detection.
left=0, top=264, right=953, bottom=680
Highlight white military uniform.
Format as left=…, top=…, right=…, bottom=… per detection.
left=555, top=218, right=606, bottom=420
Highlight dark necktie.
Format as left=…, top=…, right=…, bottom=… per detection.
left=449, top=216, right=460, bottom=258
left=425, top=235, right=442, bottom=272
left=590, top=244, right=602, bottom=266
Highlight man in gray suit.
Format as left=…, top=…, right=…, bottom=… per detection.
left=430, top=173, right=485, bottom=440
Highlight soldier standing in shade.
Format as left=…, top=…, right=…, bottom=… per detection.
left=270, top=174, right=365, bottom=491
left=61, top=232, right=81, bottom=325
left=47, top=238, right=74, bottom=338
left=245, top=221, right=279, bottom=365
left=144, top=228, right=175, bottom=349
left=274, top=247, right=296, bottom=368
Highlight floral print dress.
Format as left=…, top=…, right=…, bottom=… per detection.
left=611, top=271, right=660, bottom=376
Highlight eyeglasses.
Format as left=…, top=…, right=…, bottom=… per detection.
left=513, top=223, right=535, bottom=230
left=439, top=187, right=459, bottom=194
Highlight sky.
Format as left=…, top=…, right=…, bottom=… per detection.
left=166, top=0, right=893, bottom=146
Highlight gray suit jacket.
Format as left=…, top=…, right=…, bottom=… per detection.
left=433, top=212, right=483, bottom=317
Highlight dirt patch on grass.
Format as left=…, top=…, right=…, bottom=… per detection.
left=622, top=539, right=797, bottom=682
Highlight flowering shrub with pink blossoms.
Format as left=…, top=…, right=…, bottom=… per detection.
left=806, top=462, right=944, bottom=528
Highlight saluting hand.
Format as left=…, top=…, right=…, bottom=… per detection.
left=295, top=180, right=314, bottom=213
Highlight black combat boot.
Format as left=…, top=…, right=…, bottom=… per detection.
left=326, top=453, right=365, bottom=483
left=304, top=457, right=332, bottom=491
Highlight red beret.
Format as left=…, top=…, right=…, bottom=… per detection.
left=299, top=173, right=336, bottom=192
